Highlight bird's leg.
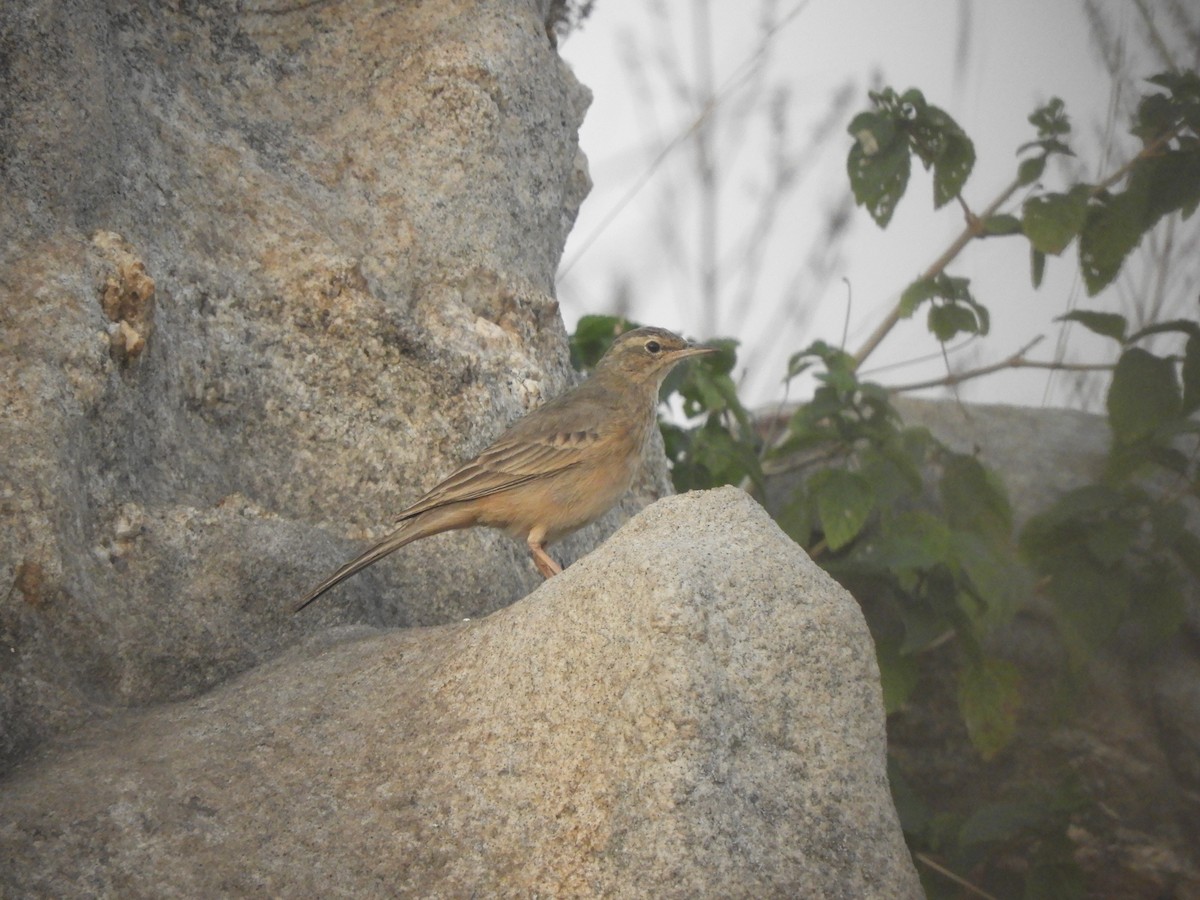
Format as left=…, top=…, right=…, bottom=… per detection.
left=526, top=531, right=562, bottom=578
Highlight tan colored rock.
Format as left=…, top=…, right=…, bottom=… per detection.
left=0, top=0, right=623, bottom=770
left=0, top=488, right=921, bottom=898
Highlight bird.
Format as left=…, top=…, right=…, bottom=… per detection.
left=293, top=326, right=716, bottom=612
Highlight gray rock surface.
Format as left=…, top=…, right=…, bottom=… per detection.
left=0, top=0, right=665, bottom=771
left=0, top=487, right=922, bottom=899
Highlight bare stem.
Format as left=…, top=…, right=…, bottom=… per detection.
left=850, top=175, right=1023, bottom=371
left=915, top=853, right=1000, bottom=900
left=887, top=335, right=1115, bottom=392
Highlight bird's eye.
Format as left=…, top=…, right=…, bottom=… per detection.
left=645, top=340, right=662, bottom=354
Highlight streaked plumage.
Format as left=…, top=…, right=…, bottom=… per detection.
left=293, top=327, right=714, bottom=612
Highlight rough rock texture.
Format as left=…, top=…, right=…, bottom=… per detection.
left=845, top=398, right=1200, bottom=898
left=0, top=0, right=671, bottom=772
left=0, top=488, right=922, bottom=899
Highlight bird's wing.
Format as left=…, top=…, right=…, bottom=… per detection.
left=393, top=427, right=604, bottom=522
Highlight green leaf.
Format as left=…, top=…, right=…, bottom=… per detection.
left=1031, top=247, right=1047, bottom=288
left=957, top=657, right=1021, bottom=759
left=1046, top=544, right=1132, bottom=654
left=1079, top=150, right=1200, bottom=294
left=1079, top=191, right=1144, bottom=295
left=952, top=531, right=1028, bottom=629
left=875, top=510, right=954, bottom=572
left=812, top=469, right=876, bottom=551
left=899, top=278, right=939, bottom=317
left=939, top=454, right=1013, bottom=540
left=983, top=213, right=1023, bottom=235
left=1126, top=319, right=1200, bottom=343
left=876, top=639, right=920, bottom=714
left=897, top=600, right=951, bottom=654
left=1083, top=516, right=1138, bottom=565
left=928, top=303, right=981, bottom=341
left=1055, top=310, right=1127, bottom=343
left=1028, top=97, right=1072, bottom=140
left=931, top=123, right=975, bottom=208
left=887, top=757, right=931, bottom=838
left=775, top=489, right=813, bottom=548
left=1018, top=155, right=1047, bottom=186
left=1107, top=347, right=1182, bottom=444
left=848, top=121, right=912, bottom=229
left=1022, top=186, right=1090, bottom=255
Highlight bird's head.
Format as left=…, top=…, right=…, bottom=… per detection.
left=593, top=326, right=717, bottom=386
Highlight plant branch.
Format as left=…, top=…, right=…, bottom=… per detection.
left=850, top=174, right=1023, bottom=371
left=915, top=853, right=1000, bottom=900
left=886, top=336, right=1115, bottom=392
left=850, top=121, right=1180, bottom=374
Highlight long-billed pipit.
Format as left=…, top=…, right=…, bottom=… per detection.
left=293, top=327, right=715, bottom=611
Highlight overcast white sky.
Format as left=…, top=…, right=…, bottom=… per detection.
left=556, top=1, right=1193, bottom=409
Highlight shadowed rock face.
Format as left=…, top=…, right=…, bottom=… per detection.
left=0, top=488, right=922, bottom=899
left=0, top=0, right=639, bottom=770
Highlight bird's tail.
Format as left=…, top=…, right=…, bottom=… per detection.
left=292, top=525, right=422, bottom=613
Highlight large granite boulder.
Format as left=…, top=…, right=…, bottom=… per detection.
left=0, top=488, right=922, bottom=898
left=0, top=0, right=645, bottom=771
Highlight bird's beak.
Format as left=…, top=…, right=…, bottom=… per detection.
left=673, top=343, right=720, bottom=360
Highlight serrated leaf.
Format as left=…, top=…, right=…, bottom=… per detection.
left=1056, top=310, right=1127, bottom=343
left=933, top=129, right=975, bottom=207
left=1028, top=96, right=1071, bottom=139
left=928, top=303, right=981, bottom=341
left=812, top=469, right=876, bottom=551
left=1107, top=347, right=1181, bottom=444
left=848, top=130, right=911, bottom=229
left=1134, top=92, right=1177, bottom=141
left=1078, top=150, right=1200, bottom=294
left=898, top=278, right=938, bottom=317
left=957, top=657, right=1021, bottom=759
left=1023, top=187, right=1090, bottom=255
left=1079, top=191, right=1144, bottom=295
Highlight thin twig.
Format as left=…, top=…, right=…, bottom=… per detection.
left=915, top=852, right=1000, bottom=900
left=849, top=174, right=1023, bottom=370
left=886, top=335, right=1115, bottom=392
